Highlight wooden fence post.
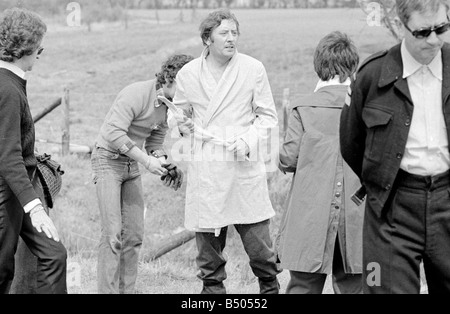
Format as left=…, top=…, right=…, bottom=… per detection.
left=61, top=88, right=70, bottom=156
left=282, top=88, right=290, bottom=136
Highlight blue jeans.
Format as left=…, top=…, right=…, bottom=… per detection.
left=91, top=146, right=145, bottom=294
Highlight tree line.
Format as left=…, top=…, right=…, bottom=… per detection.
left=1, top=0, right=363, bottom=14
left=1, top=0, right=398, bottom=39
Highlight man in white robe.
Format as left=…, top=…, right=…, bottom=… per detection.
left=173, top=9, right=280, bottom=294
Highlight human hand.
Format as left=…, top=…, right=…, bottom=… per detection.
left=178, top=116, right=195, bottom=136
left=161, top=164, right=183, bottom=191
left=145, top=155, right=168, bottom=176
left=30, top=205, right=60, bottom=242
left=227, top=139, right=250, bottom=160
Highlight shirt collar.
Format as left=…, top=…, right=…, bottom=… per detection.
left=401, top=40, right=442, bottom=80
left=314, top=76, right=351, bottom=93
left=0, top=60, right=26, bottom=79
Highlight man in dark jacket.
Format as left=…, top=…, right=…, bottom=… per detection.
left=340, top=0, right=450, bottom=294
left=0, top=8, right=67, bottom=294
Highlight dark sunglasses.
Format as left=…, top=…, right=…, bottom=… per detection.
left=37, top=47, right=44, bottom=55
left=405, top=20, right=450, bottom=39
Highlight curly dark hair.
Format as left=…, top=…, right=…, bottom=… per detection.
left=155, top=54, right=194, bottom=85
left=0, top=8, right=47, bottom=62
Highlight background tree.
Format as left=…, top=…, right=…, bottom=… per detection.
left=224, top=0, right=234, bottom=8
left=78, top=0, right=128, bottom=31
left=359, top=0, right=401, bottom=42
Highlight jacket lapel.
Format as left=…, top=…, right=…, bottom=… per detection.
left=199, top=49, right=216, bottom=102
left=442, top=43, right=450, bottom=106
left=379, top=44, right=414, bottom=106
left=440, top=43, right=450, bottom=136
left=202, top=51, right=240, bottom=128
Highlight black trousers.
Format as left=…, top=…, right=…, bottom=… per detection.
left=286, top=237, right=362, bottom=294
left=363, top=170, right=450, bottom=294
left=0, top=173, right=67, bottom=294
left=195, top=219, right=280, bottom=294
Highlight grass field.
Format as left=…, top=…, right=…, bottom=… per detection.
left=24, top=8, right=408, bottom=294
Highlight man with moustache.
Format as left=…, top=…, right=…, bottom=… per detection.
left=340, top=0, right=450, bottom=294
left=173, top=9, right=280, bottom=294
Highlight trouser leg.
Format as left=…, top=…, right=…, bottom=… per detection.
left=9, top=238, right=38, bottom=294
left=0, top=185, right=22, bottom=294
left=363, top=184, right=424, bottom=294
left=235, top=220, right=280, bottom=294
left=119, top=173, right=144, bottom=294
left=195, top=228, right=228, bottom=294
left=422, top=182, right=450, bottom=294
left=286, top=271, right=326, bottom=294
left=11, top=174, right=51, bottom=294
left=1, top=175, right=67, bottom=295
left=19, top=175, right=67, bottom=294
left=331, top=237, right=362, bottom=294
left=20, top=211, right=67, bottom=294
left=94, top=167, right=123, bottom=294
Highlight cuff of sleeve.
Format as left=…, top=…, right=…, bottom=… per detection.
left=117, top=141, right=136, bottom=154
left=24, top=199, right=42, bottom=214
left=150, top=149, right=168, bottom=159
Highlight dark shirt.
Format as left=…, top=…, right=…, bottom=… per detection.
left=0, top=68, right=39, bottom=207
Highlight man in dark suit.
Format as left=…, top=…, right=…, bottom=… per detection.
left=340, top=0, right=450, bottom=294
left=0, top=8, right=67, bottom=294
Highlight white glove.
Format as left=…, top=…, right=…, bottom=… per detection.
left=30, top=205, right=60, bottom=242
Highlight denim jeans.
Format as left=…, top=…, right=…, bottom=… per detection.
left=195, top=220, right=281, bottom=294
left=91, top=146, right=145, bottom=294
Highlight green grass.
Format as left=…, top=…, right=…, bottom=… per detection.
left=27, top=8, right=411, bottom=294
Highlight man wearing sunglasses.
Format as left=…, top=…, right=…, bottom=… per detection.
left=340, top=0, right=450, bottom=294
left=0, top=8, right=67, bottom=294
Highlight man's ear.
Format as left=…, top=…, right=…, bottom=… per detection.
left=163, top=74, right=172, bottom=86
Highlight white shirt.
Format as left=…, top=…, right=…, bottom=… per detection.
left=0, top=60, right=41, bottom=213
left=400, top=40, right=450, bottom=176
left=314, top=76, right=351, bottom=93
left=0, top=60, right=26, bottom=79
